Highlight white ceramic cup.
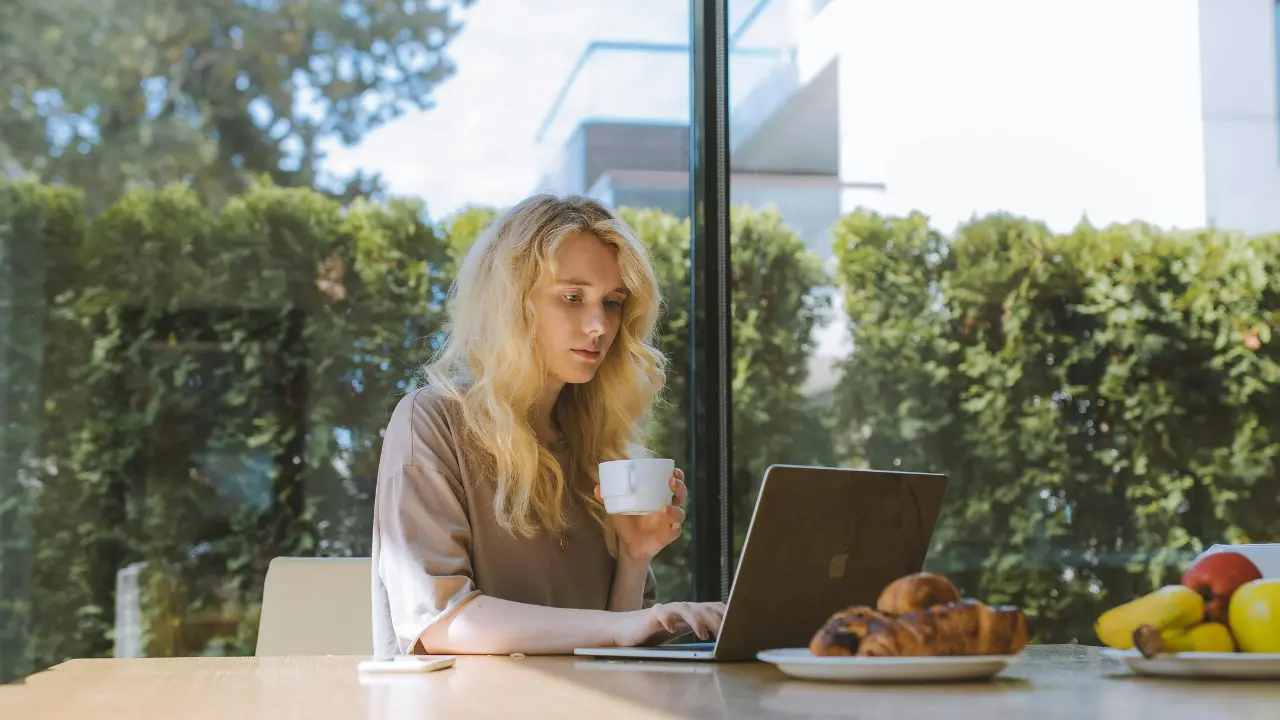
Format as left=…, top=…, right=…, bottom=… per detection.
left=598, top=458, right=675, bottom=515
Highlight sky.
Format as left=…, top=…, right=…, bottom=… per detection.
left=321, top=0, right=691, bottom=219
left=319, top=0, right=794, bottom=219
left=318, top=0, right=1280, bottom=236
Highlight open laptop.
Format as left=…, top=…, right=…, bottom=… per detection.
left=574, top=464, right=948, bottom=662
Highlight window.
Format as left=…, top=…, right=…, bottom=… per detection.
left=726, top=0, right=1280, bottom=644
left=5, top=0, right=1275, bottom=682
left=0, top=0, right=700, bottom=681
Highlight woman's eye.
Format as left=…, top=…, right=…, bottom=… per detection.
left=564, top=293, right=582, bottom=303
left=605, top=299, right=623, bottom=310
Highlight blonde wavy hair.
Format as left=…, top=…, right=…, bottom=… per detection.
left=422, top=194, right=667, bottom=542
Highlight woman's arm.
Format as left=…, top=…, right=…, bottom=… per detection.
left=418, top=595, right=623, bottom=655
left=606, top=554, right=652, bottom=612
left=417, top=595, right=724, bottom=655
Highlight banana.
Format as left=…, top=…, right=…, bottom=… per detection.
left=1134, top=622, right=1237, bottom=658
left=1094, top=585, right=1204, bottom=650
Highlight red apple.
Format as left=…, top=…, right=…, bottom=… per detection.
left=1181, top=551, right=1263, bottom=622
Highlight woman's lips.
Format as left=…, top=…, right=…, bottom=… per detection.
left=573, top=349, right=601, bottom=361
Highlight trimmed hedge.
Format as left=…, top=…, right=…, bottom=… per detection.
left=5, top=177, right=1276, bottom=678
left=0, top=182, right=828, bottom=676
left=834, top=210, right=1280, bottom=641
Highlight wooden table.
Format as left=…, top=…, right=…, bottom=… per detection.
left=2, top=645, right=1277, bottom=719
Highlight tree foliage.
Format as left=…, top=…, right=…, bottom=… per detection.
left=834, top=210, right=1280, bottom=642
left=0, top=185, right=830, bottom=679
left=5, top=176, right=1277, bottom=683
left=2, top=179, right=452, bottom=676
left=0, top=0, right=473, bottom=213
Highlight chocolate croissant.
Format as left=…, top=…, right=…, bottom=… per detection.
left=808, top=606, right=893, bottom=656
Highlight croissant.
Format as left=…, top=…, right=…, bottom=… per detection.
left=808, top=606, right=893, bottom=656
left=875, top=572, right=962, bottom=615
left=855, top=599, right=1030, bottom=657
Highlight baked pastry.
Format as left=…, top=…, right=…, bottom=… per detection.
left=855, top=599, right=1030, bottom=657
left=875, top=572, right=962, bottom=615
left=809, top=606, right=893, bottom=656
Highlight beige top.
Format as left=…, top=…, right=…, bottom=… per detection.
left=370, top=386, right=656, bottom=657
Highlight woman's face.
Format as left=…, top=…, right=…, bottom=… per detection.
left=530, top=231, right=628, bottom=386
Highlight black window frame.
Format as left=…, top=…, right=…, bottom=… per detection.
left=688, top=0, right=733, bottom=603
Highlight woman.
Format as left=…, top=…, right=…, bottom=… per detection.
left=371, top=194, right=726, bottom=657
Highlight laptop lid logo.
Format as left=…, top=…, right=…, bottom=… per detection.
left=828, top=549, right=849, bottom=579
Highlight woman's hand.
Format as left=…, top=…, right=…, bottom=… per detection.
left=596, top=469, right=687, bottom=562
left=613, top=601, right=728, bottom=647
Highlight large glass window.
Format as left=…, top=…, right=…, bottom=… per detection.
left=0, top=0, right=698, bottom=682
left=727, top=0, right=1280, bottom=644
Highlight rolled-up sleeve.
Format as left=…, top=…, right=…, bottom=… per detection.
left=372, top=390, right=481, bottom=656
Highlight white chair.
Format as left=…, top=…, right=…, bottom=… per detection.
left=255, top=556, right=373, bottom=656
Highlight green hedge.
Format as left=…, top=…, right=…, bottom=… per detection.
left=834, top=210, right=1280, bottom=641
left=0, top=182, right=829, bottom=678
left=5, top=177, right=1277, bottom=679
left=3, top=180, right=456, bottom=674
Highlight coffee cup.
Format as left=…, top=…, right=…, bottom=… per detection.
left=598, top=458, right=675, bottom=515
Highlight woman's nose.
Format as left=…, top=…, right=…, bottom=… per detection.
left=584, top=306, right=606, bottom=337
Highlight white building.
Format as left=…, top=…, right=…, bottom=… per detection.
left=540, top=0, right=1280, bottom=256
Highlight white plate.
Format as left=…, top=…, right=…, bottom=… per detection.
left=756, top=648, right=1019, bottom=683
left=1101, top=648, right=1280, bottom=679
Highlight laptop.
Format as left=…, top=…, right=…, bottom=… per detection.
left=574, top=464, right=948, bottom=662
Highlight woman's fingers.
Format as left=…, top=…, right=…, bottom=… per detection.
left=677, top=603, right=716, bottom=640
left=655, top=606, right=677, bottom=634
left=653, top=602, right=729, bottom=641
left=594, top=484, right=602, bottom=502
left=670, top=471, right=688, bottom=506
left=695, top=604, right=723, bottom=637
left=672, top=604, right=707, bottom=640
left=664, top=505, right=686, bottom=526
left=656, top=605, right=685, bottom=637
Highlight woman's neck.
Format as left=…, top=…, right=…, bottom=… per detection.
left=532, top=381, right=566, bottom=445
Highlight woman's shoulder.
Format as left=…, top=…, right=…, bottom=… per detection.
left=384, top=383, right=467, bottom=465
left=391, top=383, right=461, bottom=418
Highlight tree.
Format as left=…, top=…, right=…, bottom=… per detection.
left=440, top=205, right=500, bottom=260
left=0, top=0, right=474, bottom=213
